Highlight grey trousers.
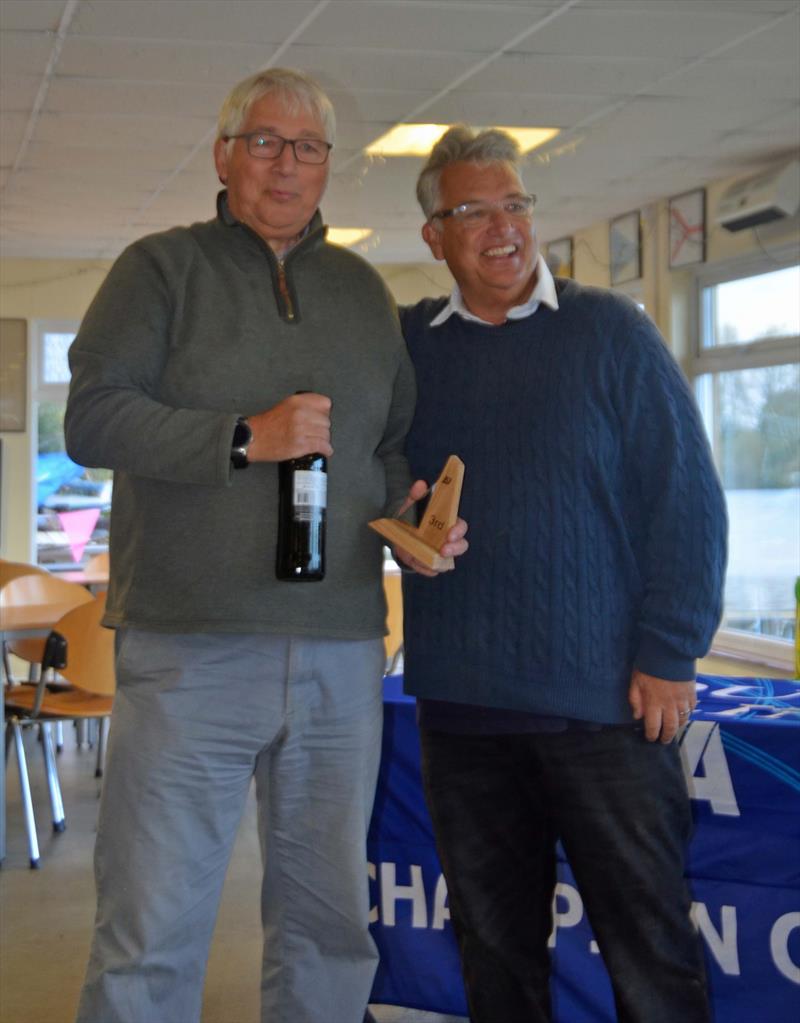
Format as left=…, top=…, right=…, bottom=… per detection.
left=75, top=630, right=386, bottom=1023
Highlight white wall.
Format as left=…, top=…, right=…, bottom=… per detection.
left=0, top=260, right=112, bottom=560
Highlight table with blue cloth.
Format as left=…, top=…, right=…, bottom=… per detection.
left=367, top=674, right=800, bottom=1022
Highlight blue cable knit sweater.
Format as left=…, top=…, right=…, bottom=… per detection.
left=400, top=279, right=727, bottom=725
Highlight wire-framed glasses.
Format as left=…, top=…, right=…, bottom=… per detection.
left=432, top=194, right=537, bottom=225
left=223, top=131, right=333, bottom=165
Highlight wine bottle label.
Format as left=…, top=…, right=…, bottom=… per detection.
left=292, top=470, right=327, bottom=521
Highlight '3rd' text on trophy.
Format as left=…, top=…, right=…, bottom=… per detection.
left=369, top=455, right=464, bottom=571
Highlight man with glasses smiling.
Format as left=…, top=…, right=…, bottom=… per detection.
left=65, top=69, right=466, bottom=1023
left=400, top=126, right=726, bottom=1022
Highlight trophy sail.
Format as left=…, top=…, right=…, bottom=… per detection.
left=368, top=455, right=464, bottom=571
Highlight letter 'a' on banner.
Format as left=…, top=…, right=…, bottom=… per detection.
left=369, top=455, right=464, bottom=571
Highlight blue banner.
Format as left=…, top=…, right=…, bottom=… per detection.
left=368, top=675, right=800, bottom=1021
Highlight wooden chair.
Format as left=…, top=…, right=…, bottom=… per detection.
left=4, top=593, right=115, bottom=868
left=0, top=558, right=50, bottom=587
left=383, top=568, right=404, bottom=676
left=1, top=570, right=93, bottom=678
left=85, top=551, right=109, bottom=576
left=82, top=551, right=110, bottom=592
left=0, top=560, right=51, bottom=682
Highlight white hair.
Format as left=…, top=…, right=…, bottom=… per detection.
left=217, top=68, right=336, bottom=149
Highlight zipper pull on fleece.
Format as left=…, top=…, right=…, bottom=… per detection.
left=276, top=261, right=295, bottom=321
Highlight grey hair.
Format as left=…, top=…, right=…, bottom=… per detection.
left=217, top=68, right=336, bottom=148
left=416, top=125, right=522, bottom=220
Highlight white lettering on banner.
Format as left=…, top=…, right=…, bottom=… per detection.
left=370, top=864, right=798, bottom=983
left=691, top=903, right=740, bottom=975
left=380, top=863, right=428, bottom=928
left=368, top=862, right=378, bottom=924
left=680, top=722, right=741, bottom=817
left=432, top=873, right=450, bottom=931
left=770, top=912, right=800, bottom=983
left=548, top=883, right=584, bottom=949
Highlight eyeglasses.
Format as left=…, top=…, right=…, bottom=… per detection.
left=223, top=131, right=333, bottom=165
left=431, top=194, right=537, bottom=225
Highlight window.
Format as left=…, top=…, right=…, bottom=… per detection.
left=692, top=257, right=800, bottom=667
left=33, top=322, right=111, bottom=569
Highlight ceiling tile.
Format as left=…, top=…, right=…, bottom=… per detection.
left=56, top=37, right=278, bottom=85
left=511, top=6, right=779, bottom=59
left=0, top=30, right=58, bottom=76
left=46, top=77, right=228, bottom=119
left=469, top=52, right=682, bottom=95
left=0, top=0, right=797, bottom=261
left=298, top=1, right=550, bottom=51
left=0, top=112, right=26, bottom=164
left=71, top=0, right=321, bottom=44
left=33, top=111, right=215, bottom=151
left=0, top=1, right=66, bottom=32
left=1, top=74, right=45, bottom=111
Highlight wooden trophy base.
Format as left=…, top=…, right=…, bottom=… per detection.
left=369, top=455, right=464, bottom=570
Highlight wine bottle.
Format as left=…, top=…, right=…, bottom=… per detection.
left=276, top=452, right=327, bottom=581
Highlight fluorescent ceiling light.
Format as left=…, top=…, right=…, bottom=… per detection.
left=365, top=124, right=560, bottom=157
left=327, top=227, right=373, bottom=247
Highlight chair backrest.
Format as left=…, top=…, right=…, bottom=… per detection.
left=0, top=570, right=94, bottom=611
left=85, top=551, right=110, bottom=576
left=50, top=592, right=115, bottom=696
left=0, top=559, right=50, bottom=589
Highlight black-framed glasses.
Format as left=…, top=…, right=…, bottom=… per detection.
left=431, top=194, right=537, bottom=225
left=223, top=131, right=333, bottom=165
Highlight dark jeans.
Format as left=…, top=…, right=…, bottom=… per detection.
left=420, top=725, right=711, bottom=1023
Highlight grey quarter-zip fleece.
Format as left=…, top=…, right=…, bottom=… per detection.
left=65, top=192, right=415, bottom=638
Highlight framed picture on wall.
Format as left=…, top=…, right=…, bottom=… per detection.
left=545, top=236, right=573, bottom=278
left=669, top=188, right=706, bottom=268
left=609, top=211, right=641, bottom=285
left=0, top=318, right=27, bottom=432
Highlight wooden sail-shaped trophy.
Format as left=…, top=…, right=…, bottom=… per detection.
left=369, top=455, right=464, bottom=571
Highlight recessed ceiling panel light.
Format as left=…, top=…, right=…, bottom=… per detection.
left=327, top=227, right=373, bottom=247
left=365, top=124, right=560, bottom=157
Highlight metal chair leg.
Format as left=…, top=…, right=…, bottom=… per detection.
left=40, top=723, right=66, bottom=833
left=75, top=719, right=89, bottom=749
left=95, top=717, right=109, bottom=778
left=54, top=721, right=64, bottom=753
left=2, top=641, right=14, bottom=685
left=9, top=720, right=40, bottom=868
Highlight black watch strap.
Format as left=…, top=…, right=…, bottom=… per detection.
left=231, top=416, right=253, bottom=469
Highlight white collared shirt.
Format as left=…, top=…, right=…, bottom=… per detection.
left=430, top=253, right=559, bottom=327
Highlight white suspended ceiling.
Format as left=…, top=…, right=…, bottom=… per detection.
left=1, top=0, right=798, bottom=262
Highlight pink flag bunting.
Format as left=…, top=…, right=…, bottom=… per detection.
left=57, top=508, right=101, bottom=563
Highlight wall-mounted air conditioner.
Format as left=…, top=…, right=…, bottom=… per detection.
left=715, top=159, right=800, bottom=232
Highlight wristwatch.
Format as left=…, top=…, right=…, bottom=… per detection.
left=230, top=416, right=253, bottom=469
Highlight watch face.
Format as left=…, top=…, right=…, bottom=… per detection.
left=231, top=445, right=249, bottom=469
left=233, top=418, right=252, bottom=447
left=231, top=418, right=252, bottom=468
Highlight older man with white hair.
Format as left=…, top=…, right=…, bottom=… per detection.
left=66, top=69, right=466, bottom=1023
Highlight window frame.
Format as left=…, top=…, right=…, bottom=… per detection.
left=30, top=319, right=86, bottom=568
left=33, top=319, right=79, bottom=399
left=688, top=247, right=800, bottom=670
